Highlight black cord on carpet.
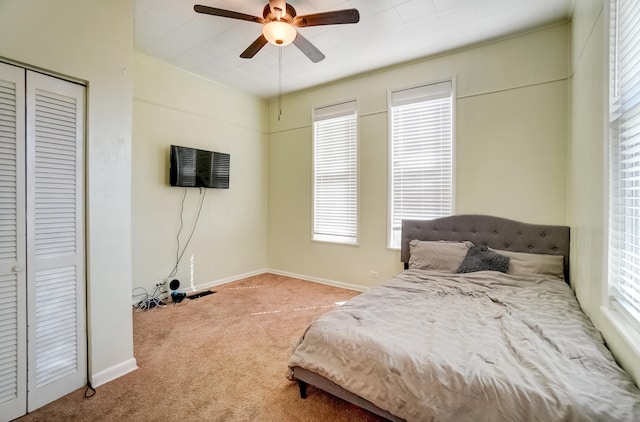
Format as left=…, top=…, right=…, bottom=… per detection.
left=84, top=382, right=96, bottom=398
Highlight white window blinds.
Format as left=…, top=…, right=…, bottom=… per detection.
left=608, top=0, right=640, bottom=322
left=389, top=81, right=453, bottom=249
left=313, top=101, right=358, bottom=244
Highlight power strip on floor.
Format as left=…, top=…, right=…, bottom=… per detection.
left=187, top=290, right=215, bottom=300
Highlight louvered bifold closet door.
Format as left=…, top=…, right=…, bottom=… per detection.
left=25, top=71, right=85, bottom=412
left=0, top=62, right=27, bottom=422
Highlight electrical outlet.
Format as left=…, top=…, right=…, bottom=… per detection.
left=155, top=280, right=167, bottom=287
left=369, top=271, right=378, bottom=278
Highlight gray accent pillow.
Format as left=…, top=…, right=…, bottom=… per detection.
left=456, top=246, right=510, bottom=273
left=409, top=240, right=474, bottom=272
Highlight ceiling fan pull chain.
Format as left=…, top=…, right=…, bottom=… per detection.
left=278, top=46, right=283, bottom=121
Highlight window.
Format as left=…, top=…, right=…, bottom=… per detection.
left=608, top=0, right=640, bottom=323
left=312, top=101, right=358, bottom=244
left=388, top=81, right=454, bottom=249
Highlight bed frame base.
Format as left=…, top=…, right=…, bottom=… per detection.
left=292, top=367, right=404, bottom=421
left=298, top=380, right=307, bottom=399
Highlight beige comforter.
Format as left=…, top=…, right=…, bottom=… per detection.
left=288, top=269, right=640, bottom=421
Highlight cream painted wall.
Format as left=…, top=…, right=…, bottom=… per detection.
left=132, top=54, right=268, bottom=294
left=0, top=0, right=135, bottom=384
left=267, top=25, right=568, bottom=288
left=568, top=0, right=640, bottom=383
left=457, top=81, right=567, bottom=220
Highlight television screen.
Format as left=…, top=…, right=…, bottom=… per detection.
left=170, top=145, right=230, bottom=189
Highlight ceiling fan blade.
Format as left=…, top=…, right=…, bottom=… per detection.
left=194, top=5, right=265, bottom=24
left=293, top=9, right=360, bottom=27
left=240, top=35, right=268, bottom=59
left=293, top=33, right=325, bottom=63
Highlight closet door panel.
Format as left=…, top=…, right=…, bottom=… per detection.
left=25, top=70, right=85, bottom=412
left=0, top=62, right=27, bottom=422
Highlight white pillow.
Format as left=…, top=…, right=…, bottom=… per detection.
left=409, top=240, right=474, bottom=273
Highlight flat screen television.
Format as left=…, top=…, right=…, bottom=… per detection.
left=169, top=145, right=230, bottom=189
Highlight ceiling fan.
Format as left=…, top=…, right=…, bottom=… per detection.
left=193, top=0, right=360, bottom=63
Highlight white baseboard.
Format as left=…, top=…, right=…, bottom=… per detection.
left=266, top=268, right=366, bottom=292
left=91, top=357, right=138, bottom=388
left=183, top=268, right=270, bottom=293
left=147, top=268, right=365, bottom=301
left=189, top=268, right=367, bottom=292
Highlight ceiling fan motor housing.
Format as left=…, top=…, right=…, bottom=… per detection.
left=262, top=3, right=297, bottom=21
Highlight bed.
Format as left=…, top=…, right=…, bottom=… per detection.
left=287, top=215, right=640, bottom=421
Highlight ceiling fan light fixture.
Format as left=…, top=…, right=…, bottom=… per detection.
left=263, top=20, right=296, bottom=46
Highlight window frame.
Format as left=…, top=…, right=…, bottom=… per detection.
left=387, top=79, right=456, bottom=250
left=606, top=0, right=640, bottom=329
left=311, top=99, right=359, bottom=246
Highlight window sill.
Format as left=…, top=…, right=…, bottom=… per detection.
left=311, top=236, right=359, bottom=247
left=601, top=304, right=640, bottom=350
left=600, top=304, right=640, bottom=369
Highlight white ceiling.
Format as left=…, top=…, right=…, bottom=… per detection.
left=135, top=0, right=575, bottom=99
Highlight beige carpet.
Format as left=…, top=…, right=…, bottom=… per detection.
left=15, top=273, right=388, bottom=421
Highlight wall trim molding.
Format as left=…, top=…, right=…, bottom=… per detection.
left=265, top=269, right=366, bottom=292
left=188, top=268, right=270, bottom=292
left=186, top=268, right=367, bottom=293
left=91, top=358, right=138, bottom=388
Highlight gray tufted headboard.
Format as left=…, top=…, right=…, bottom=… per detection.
left=401, top=215, right=570, bottom=283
